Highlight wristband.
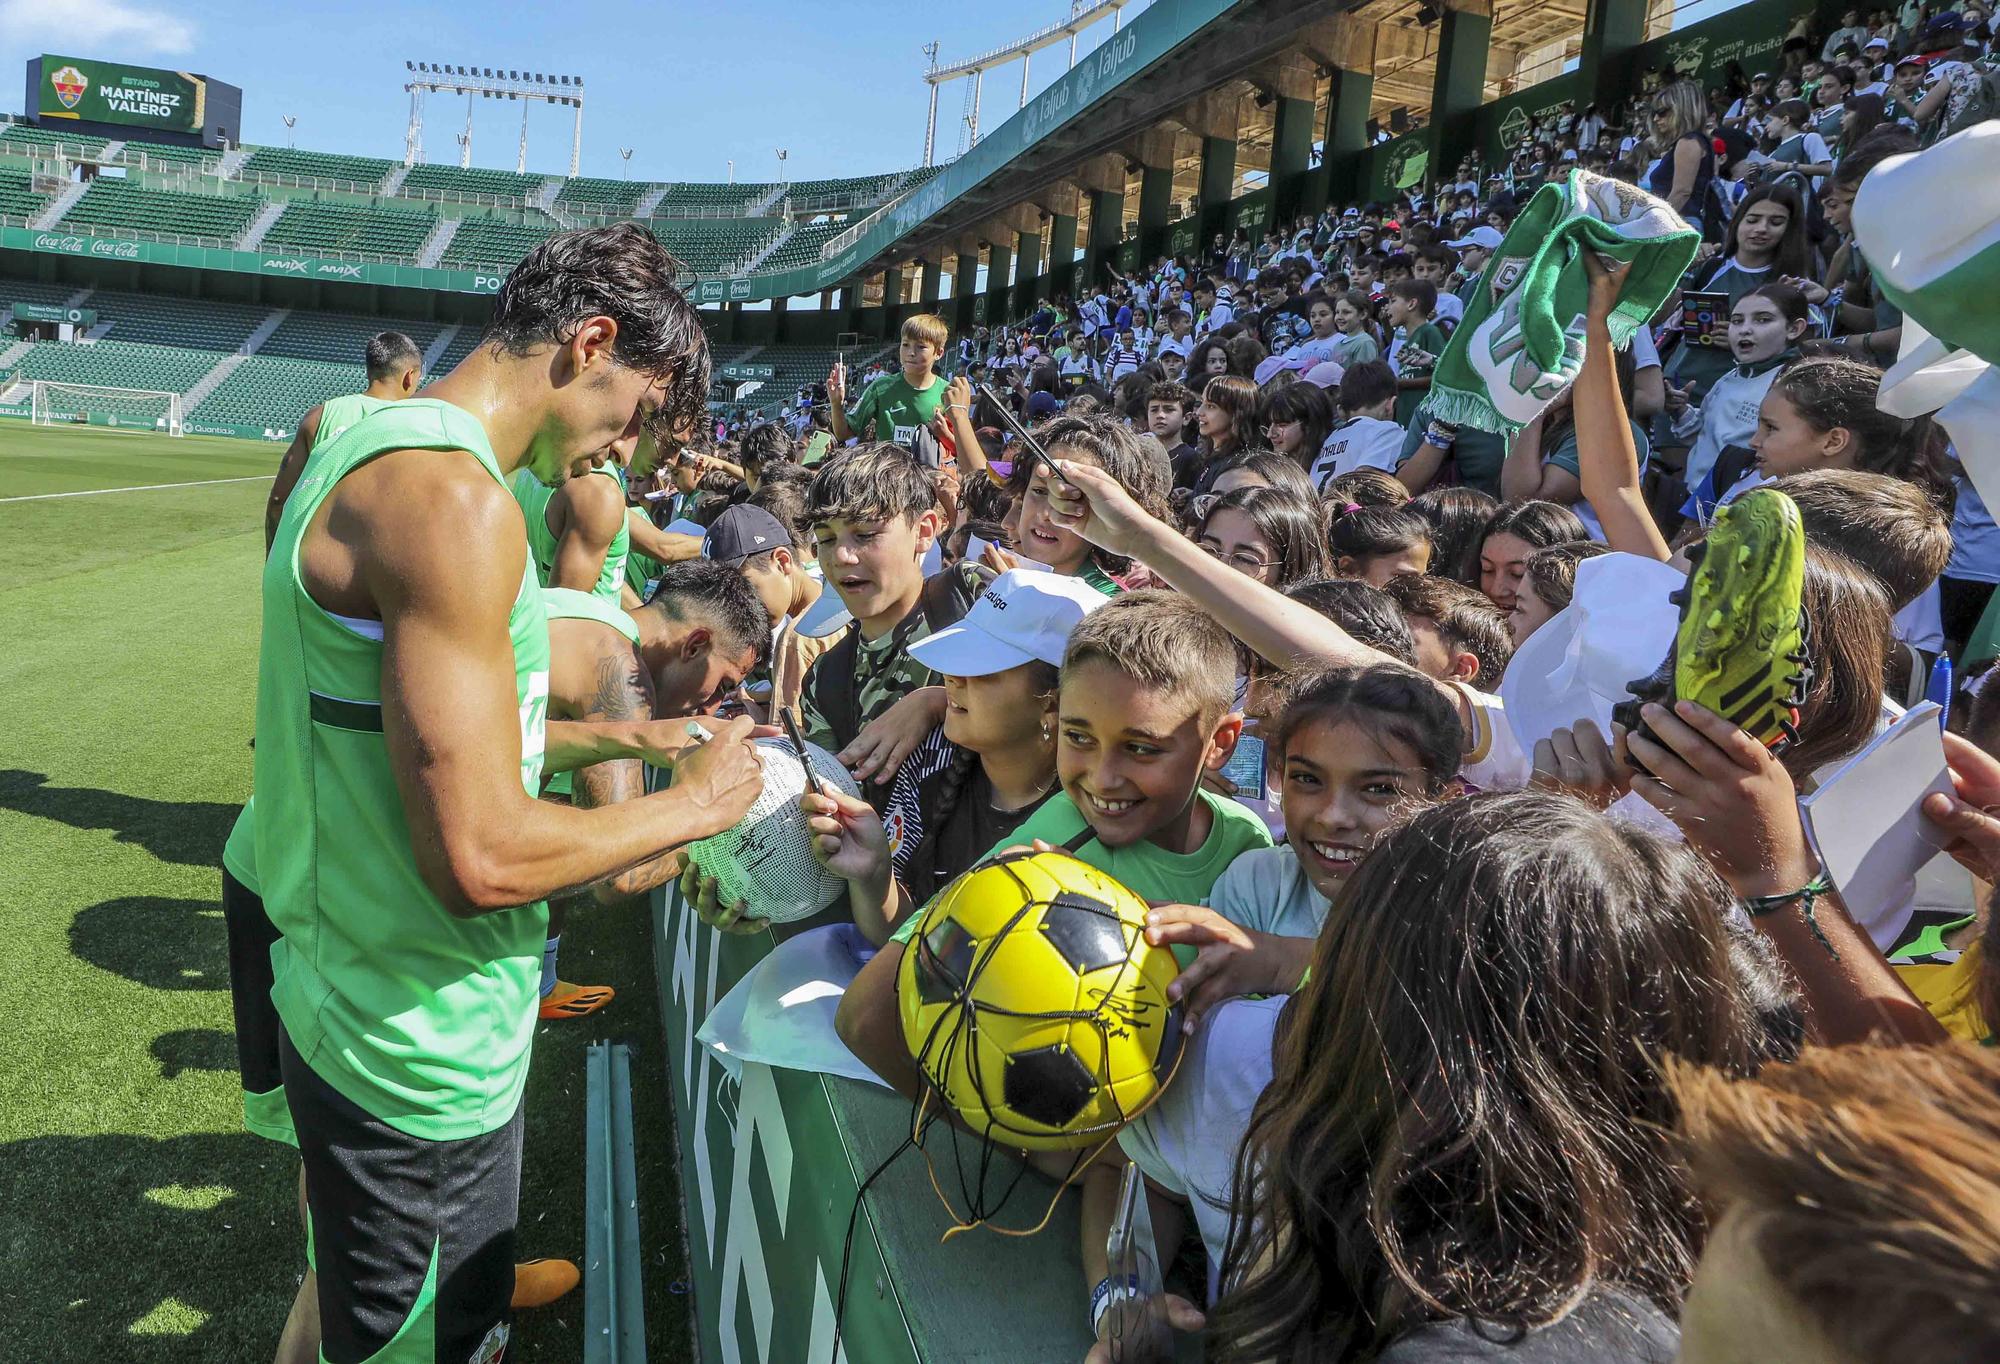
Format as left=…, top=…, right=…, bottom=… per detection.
left=1424, top=418, right=1459, bottom=451
left=1739, top=872, right=1837, bottom=959
left=1090, top=1274, right=1140, bottom=1335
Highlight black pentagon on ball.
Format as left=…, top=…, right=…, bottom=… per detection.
left=916, top=919, right=978, bottom=1006
left=1003, top=1044, right=1097, bottom=1128
left=1036, top=893, right=1129, bottom=974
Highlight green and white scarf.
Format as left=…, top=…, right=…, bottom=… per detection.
left=1429, top=170, right=1702, bottom=434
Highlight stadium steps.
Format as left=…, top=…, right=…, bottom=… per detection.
left=531, top=179, right=573, bottom=229
left=217, top=146, right=253, bottom=178
left=735, top=225, right=795, bottom=275
left=238, top=199, right=288, bottom=250
left=416, top=216, right=460, bottom=268
left=0, top=339, right=33, bottom=374
left=380, top=164, right=411, bottom=195
left=239, top=308, right=290, bottom=357
left=422, top=323, right=463, bottom=373
left=633, top=184, right=669, bottom=217
left=748, top=184, right=788, bottom=216
left=29, top=181, right=88, bottom=231
left=98, top=141, right=127, bottom=162
left=183, top=352, right=253, bottom=411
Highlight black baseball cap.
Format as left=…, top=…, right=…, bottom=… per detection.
left=702, top=505, right=792, bottom=566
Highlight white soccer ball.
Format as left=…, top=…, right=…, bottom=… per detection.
left=686, top=736, right=861, bottom=924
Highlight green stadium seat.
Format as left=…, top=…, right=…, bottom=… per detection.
left=258, top=308, right=450, bottom=366
left=83, top=288, right=268, bottom=351
left=0, top=122, right=109, bottom=159
left=262, top=200, right=438, bottom=258
left=758, top=219, right=848, bottom=273
left=9, top=339, right=221, bottom=394
left=241, top=146, right=396, bottom=187
left=557, top=176, right=644, bottom=216
left=0, top=168, right=50, bottom=222
left=190, top=354, right=370, bottom=429
left=645, top=217, right=781, bottom=274
left=650, top=183, right=773, bottom=214
left=120, top=140, right=219, bottom=170
left=438, top=217, right=556, bottom=270
left=0, top=275, right=83, bottom=311
left=399, top=164, right=547, bottom=203
left=59, top=178, right=260, bottom=243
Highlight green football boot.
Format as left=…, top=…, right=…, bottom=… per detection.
left=1617, top=488, right=1811, bottom=766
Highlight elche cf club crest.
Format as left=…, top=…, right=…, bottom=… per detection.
left=51, top=66, right=88, bottom=110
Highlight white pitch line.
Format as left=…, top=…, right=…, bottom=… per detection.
left=0, top=473, right=274, bottom=503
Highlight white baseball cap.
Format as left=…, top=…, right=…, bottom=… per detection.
left=1447, top=225, right=1505, bottom=252
left=908, top=569, right=1109, bottom=676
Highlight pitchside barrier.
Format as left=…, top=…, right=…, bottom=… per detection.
left=653, top=885, right=1204, bottom=1363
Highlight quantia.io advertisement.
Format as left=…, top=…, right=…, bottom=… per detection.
left=38, top=54, right=206, bottom=135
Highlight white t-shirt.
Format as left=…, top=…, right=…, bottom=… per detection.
left=1156, top=333, right=1193, bottom=361
left=1431, top=291, right=1465, bottom=326
left=1677, top=363, right=1782, bottom=492
left=1117, top=995, right=1284, bottom=1296
left=1311, top=416, right=1406, bottom=487
left=1205, top=846, right=1329, bottom=939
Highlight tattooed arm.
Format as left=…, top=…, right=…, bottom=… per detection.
left=571, top=641, right=688, bottom=903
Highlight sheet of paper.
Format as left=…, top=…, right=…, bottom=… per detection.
left=1801, top=701, right=1952, bottom=945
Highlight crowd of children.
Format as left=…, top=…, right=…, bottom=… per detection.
left=607, top=22, right=2000, bottom=1353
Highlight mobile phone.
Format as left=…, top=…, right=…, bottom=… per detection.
left=1682, top=290, right=1732, bottom=347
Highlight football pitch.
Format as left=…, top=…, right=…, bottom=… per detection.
left=0, top=424, right=691, bottom=1358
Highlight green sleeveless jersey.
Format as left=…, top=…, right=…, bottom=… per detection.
left=255, top=398, right=550, bottom=1140
left=221, top=394, right=397, bottom=897
left=511, top=463, right=630, bottom=602
left=538, top=587, right=642, bottom=801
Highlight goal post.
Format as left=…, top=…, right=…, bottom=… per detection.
left=29, top=381, right=184, bottom=436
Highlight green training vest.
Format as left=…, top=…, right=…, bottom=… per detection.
left=255, top=398, right=550, bottom=1140
left=221, top=394, right=395, bottom=897
left=511, top=463, right=630, bottom=602
left=539, top=587, right=642, bottom=800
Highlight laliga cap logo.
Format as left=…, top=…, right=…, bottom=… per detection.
left=51, top=66, right=88, bottom=110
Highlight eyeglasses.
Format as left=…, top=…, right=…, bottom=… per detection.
left=1199, top=541, right=1276, bottom=573
left=1651, top=105, right=1672, bottom=117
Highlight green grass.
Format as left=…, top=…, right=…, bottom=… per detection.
left=0, top=423, right=692, bottom=1358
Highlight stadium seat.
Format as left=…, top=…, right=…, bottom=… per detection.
left=8, top=338, right=221, bottom=394
left=438, top=216, right=557, bottom=270
left=58, top=178, right=261, bottom=242
left=0, top=122, right=108, bottom=159
left=84, top=288, right=268, bottom=351
left=0, top=167, right=50, bottom=221
left=240, top=146, right=396, bottom=187
left=258, top=309, right=451, bottom=365
left=399, top=164, right=548, bottom=203
left=189, top=354, right=371, bottom=429
left=759, top=219, right=848, bottom=272
left=557, top=176, right=644, bottom=217
left=0, top=276, right=81, bottom=311
left=119, top=140, right=220, bottom=170
left=650, top=183, right=773, bottom=215
left=645, top=217, right=781, bottom=274
left=262, top=200, right=439, bottom=258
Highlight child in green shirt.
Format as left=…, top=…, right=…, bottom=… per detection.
left=828, top=313, right=950, bottom=447
left=1386, top=279, right=1448, bottom=427
left=834, top=591, right=1273, bottom=1097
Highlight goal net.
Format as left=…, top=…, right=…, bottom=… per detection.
left=30, top=381, right=184, bottom=436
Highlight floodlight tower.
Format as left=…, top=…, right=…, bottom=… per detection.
left=401, top=62, right=588, bottom=174
left=922, top=0, right=1135, bottom=162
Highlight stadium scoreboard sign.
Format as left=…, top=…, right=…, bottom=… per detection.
left=36, top=54, right=205, bottom=134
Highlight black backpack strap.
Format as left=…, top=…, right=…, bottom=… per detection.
left=919, top=562, right=990, bottom=634
left=808, top=625, right=863, bottom=750
left=1061, top=825, right=1097, bottom=855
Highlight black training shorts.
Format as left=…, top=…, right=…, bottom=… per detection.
left=279, top=1029, right=522, bottom=1364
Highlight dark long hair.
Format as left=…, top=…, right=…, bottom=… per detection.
left=1200, top=375, right=1264, bottom=461
left=1408, top=486, right=1499, bottom=586
left=1720, top=182, right=1813, bottom=279
left=1213, top=792, right=1763, bottom=1363
left=1198, top=485, right=1331, bottom=589
left=1478, top=500, right=1588, bottom=562
left=1784, top=543, right=1889, bottom=779
left=1768, top=357, right=1954, bottom=506
left=1258, top=381, right=1337, bottom=469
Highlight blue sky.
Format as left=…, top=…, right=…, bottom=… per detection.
left=1, top=0, right=1154, bottom=182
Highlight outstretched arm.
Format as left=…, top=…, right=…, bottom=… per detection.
left=624, top=510, right=704, bottom=568
left=1575, top=254, right=1672, bottom=562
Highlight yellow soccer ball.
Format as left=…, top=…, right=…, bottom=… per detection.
left=896, top=849, right=1183, bottom=1150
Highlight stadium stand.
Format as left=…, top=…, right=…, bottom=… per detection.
left=437, top=216, right=557, bottom=270
left=556, top=176, right=644, bottom=216
left=84, top=288, right=268, bottom=351
left=58, top=178, right=261, bottom=242
left=258, top=307, right=450, bottom=365
left=189, top=354, right=369, bottom=428
left=759, top=218, right=847, bottom=272
left=650, top=182, right=772, bottom=214
left=0, top=121, right=107, bottom=158
left=0, top=166, right=48, bottom=221
left=647, top=216, right=779, bottom=273
left=7, top=338, right=221, bottom=393
left=240, top=146, right=396, bottom=187
left=121, top=140, right=220, bottom=169
left=782, top=172, right=901, bottom=203
left=399, top=163, right=545, bottom=202
left=261, top=199, right=439, bottom=258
